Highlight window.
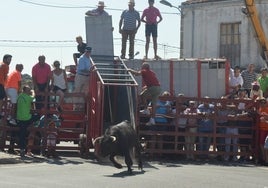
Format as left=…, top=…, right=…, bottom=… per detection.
left=220, top=23, right=241, bottom=67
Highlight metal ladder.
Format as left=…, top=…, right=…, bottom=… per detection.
left=91, top=55, right=138, bottom=86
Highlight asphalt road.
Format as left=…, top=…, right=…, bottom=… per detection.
left=0, top=152, right=268, bottom=188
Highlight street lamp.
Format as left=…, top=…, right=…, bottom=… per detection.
left=160, top=0, right=181, bottom=13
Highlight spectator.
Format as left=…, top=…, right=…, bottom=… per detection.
left=241, top=63, right=257, bottom=97
left=173, top=94, right=187, bottom=152
left=141, top=0, right=162, bottom=60
left=128, top=62, right=161, bottom=125
left=51, top=60, right=68, bottom=112
left=119, top=0, right=141, bottom=60
left=73, top=36, right=87, bottom=66
left=258, top=98, right=268, bottom=164
left=250, top=81, right=263, bottom=101
left=17, top=86, right=39, bottom=157
left=228, top=66, right=243, bottom=99
left=236, top=88, right=253, bottom=162
left=224, top=103, right=239, bottom=162
left=184, top=100, right=198, bottom=160
left=85, top=1, right=109, bottom=16
left=154, top=91, right=172, bottom=124
left=73, top=46, right=93, bottom=110
left=257, top=67, right=268, bottom=98
left=0, top=54, right=12, bottom=118
left=5, top=64, right=23, bottom=125
left=197, top=97, right=214, bottom=159
left=32, top=55, right=51, bottom=110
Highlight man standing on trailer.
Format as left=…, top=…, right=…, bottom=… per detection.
left=128, top=62, right=161, bottom=125
left=119, top=0, right=141, bottom=60
left=85, top=1, right=109, bottom=16
left=141, top=0, right=162, bottom=60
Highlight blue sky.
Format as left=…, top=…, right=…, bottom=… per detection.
left=1, top=0, right=183, bottom=74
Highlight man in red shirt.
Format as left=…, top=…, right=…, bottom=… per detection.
left=141, top=0, right=162, bottom=60
left=128, top=62, right=161, bottom=125
left=32, top=55, right=51, bottom=110
left=0, top=54, right=12, bottom=118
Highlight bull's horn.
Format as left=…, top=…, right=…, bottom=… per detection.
left=92, top=136, right=102, bottom=146
left=110, top=136, right=117, bottom=142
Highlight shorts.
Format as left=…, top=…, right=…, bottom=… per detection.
left=0, top=84, right=6, bottom=100
left=73, top=53, right=82, bottom=59
left=6, top=88, right=18, bottom=104
left=145, top=24, right=158, bottom=37
left=53, top=86, right=67, bottom=93
left=140, top=86, right=161, bottom=105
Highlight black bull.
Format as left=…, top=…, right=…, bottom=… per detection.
left=93, top=120, right=143, bottom=173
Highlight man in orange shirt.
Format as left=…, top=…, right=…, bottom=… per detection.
left=0, top=54, right=12, bottom=118
left=258, top=98, right=268, bottom=164
left=5, top=64, right=24, bottom=124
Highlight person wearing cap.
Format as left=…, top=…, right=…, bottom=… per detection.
left=32, top=55, right=51, bottom=110
left=250, top=81, right=263, bottom=101
left=258, top=67, right=268, bottom=98
left=119, top=0, right=141, bottom=60
left=73, top=36, right=87, bottom=66
left=51, top=60, right=68, bottom=112
left=141, top=0, right=163, bottom=60
left=128, top=62, right=161, bottom=125
left=85, top=1, right=109, bottom=16
left=73, top=46, right=93, bottom=110
left=0, top=54, right=12, bottom=116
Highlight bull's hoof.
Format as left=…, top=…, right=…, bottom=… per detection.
left=114, top=163, right=123, bottom=169
left=128, top=168, right=133, bottom=174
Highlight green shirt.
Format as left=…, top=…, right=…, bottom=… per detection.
left=258, top=76, right=268, bottom=93
left=16, top=93, right=34, bottom=121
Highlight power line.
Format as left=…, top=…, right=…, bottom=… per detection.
left=0, top=39, right=180, bottom=50
left=18, top=0, right=179, bottom=15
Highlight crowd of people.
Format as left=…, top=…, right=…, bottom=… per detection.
left=0, top=43, right=93, bottom=157
left=136, top=61, right=268, bottom=165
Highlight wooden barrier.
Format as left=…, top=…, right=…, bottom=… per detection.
left=138, top=96, right=259, bottom=162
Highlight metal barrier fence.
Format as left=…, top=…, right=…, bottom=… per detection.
left=138, top=96, right=259, bottom=162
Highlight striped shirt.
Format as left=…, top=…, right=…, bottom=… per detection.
left=121, top=9, right=140, bottom=30
left=241, top=70, right=257, bottom=89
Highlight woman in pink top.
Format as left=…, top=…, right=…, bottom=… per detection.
left=141, top=0, right=162, bottom=60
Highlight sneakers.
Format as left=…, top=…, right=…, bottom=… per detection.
left=146, top=118, right=155, bottom=126
left=140, top=109, right=150, bottom=115
left=9, top=118, right=17, bottom=125
left=154, top=55, right=161, bottom=60
left=26, top=151, right=34, bottom=157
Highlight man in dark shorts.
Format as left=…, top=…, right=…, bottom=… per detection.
left=141, top=0, right=162, bottom=60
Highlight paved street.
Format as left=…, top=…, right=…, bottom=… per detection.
left=0, top=151, right=268, bottom=188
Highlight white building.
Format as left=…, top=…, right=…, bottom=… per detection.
left=180, top=0, right=268, bottom=69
